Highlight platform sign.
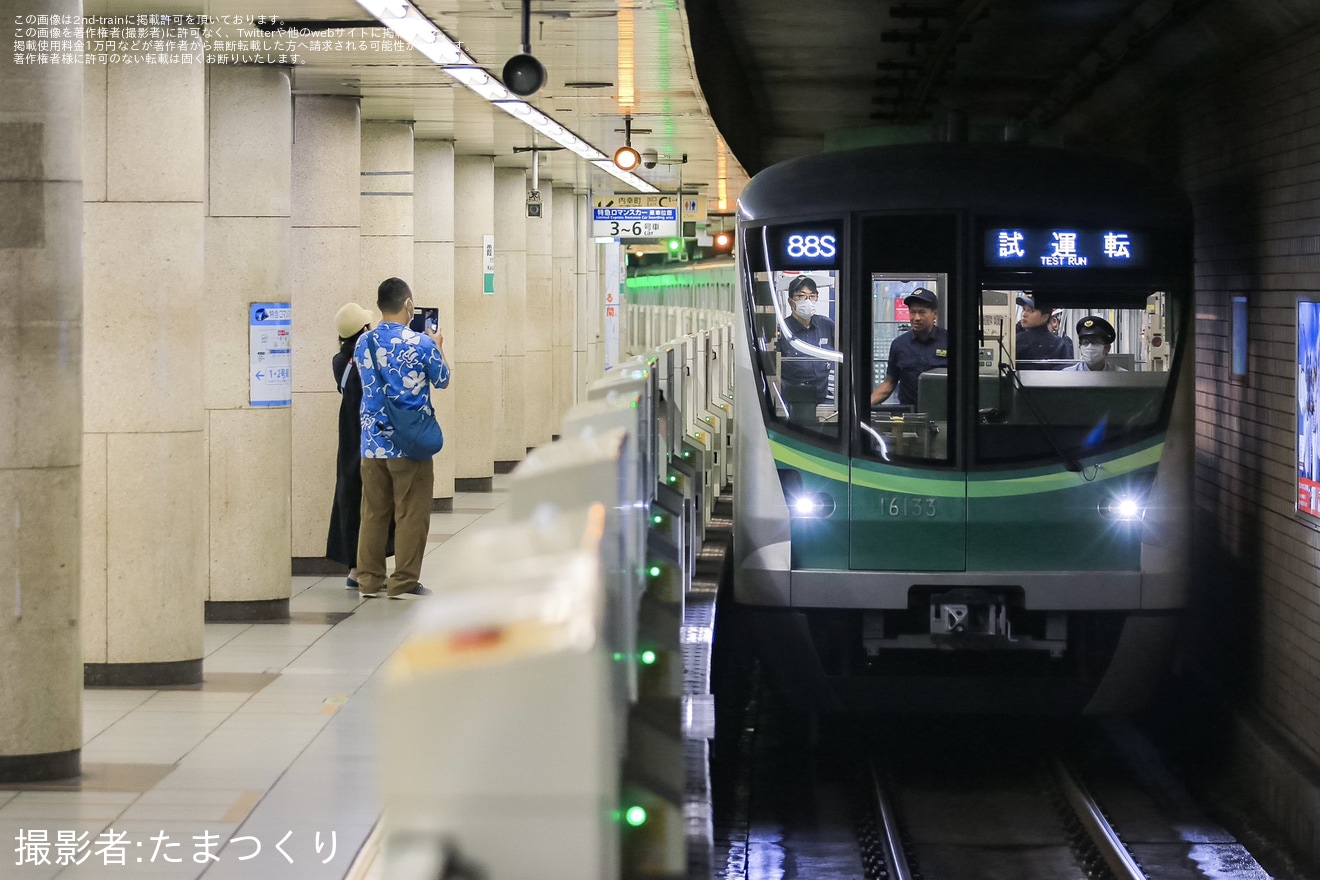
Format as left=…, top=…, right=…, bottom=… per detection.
left=604, top=245, right=622, bottom=368
left=682, top=197, right=707, bottom=223
left=592, top=195, right=679, bottom=239
left=249, top=303, right=291, bottom=407
left=483, top=235, right=495, bottom=295
left=1299, top=301, right=1320, bottom=519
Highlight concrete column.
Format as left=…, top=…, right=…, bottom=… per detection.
left=525, top=183, right=554, bottom=447
left=586, top=222, right=604, bottom=390
left=551, top=185, right=577, bottom=429
left=493, top=167, right=527, bottom=470
left=0, top=0, right=84, bottom=782
left=360, top=121, right=414, bottom=306
left=203, top=66, right=293, bottom=622
left=415, top=141, right=457, bottom=507
left=82, top=44, right=207, bottom=686
left=453, top=155, right=496, bottom=490
left=575, top=192, right=600, bottom=401
left=289, top=96, right=360, bottom=566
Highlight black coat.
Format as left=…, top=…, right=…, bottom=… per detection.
left=326, top=342, right=393, bottom=566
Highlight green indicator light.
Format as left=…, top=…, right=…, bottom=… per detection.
left=682, top=451, right=691, bottom=458
left=613, top=652, right=624, bottom=661
left=668, top=475, right=678, bottom=483
left=652, top=515, right=664, bottom=525
left=648, top=565, right=662, bottom=578
left=631, top=400, right=638, bottom=409
left=640, top=650, right=657, bottom=665
left=625, top=806, right=648, bottom=827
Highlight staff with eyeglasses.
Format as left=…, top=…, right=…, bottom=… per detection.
left=775, top=275, right=837, bottom=404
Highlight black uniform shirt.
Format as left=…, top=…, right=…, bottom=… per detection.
left=1016, top=323, right=1069, bottom=369
left=885, top=325, right=949, bottom=406
left=776, top=313, right=837, bottom=402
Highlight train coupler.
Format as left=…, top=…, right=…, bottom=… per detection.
left=929, top=588, right=1016, bottom=649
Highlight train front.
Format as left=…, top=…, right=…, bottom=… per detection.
left=731, top=144, right=1194, bottom=714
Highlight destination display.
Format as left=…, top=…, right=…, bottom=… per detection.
left=984, top=228, right=1146, bottom=268
left=767, top=222, right=843, bottom=270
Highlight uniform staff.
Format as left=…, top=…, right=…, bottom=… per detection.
left=870, top=287, right=948, bottom=407
left=1066, top=315, right=1126, bottom=371
left=776, top=275, right=837, bottom=403
left=1016, top=295, right=1071, bottom=368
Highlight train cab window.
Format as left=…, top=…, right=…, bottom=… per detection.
left=864, top=274, right=951, bottom=462
left=976, top=288, right=1180, bottom=463
left=745, top=268, right=842, bottom=440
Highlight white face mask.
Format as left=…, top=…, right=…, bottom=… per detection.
left=793, top=298, right=816, bottom=320
left=1079, top=342, right=1106, bottom=367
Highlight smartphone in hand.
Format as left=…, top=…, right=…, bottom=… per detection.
left=409, top=307, right=439, bottom=335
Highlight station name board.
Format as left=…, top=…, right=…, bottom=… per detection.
left=984, top=228, right=1145, bottom=269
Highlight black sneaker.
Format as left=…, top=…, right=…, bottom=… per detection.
left=346, top=577, right=359, bottom=590
left=389, top=583, right=433, bottom=598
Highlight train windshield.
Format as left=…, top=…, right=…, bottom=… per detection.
left=868, top=274, right=951, bottom=463
left=976, top=287, right=1180, bottom=464
left=742, top=227, right=843, bottom=442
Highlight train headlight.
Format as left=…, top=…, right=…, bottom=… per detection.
left=1102, top=494, right=1145, bottom=521
left=790, top=493, right=835, bottom=518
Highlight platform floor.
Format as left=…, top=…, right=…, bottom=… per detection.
left=2, top=480, right=511, bottom=879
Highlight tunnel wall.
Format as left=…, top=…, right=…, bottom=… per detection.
left=1077, top=19, right=1320, bottom=867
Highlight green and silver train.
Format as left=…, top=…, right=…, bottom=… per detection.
left=732, top=143, right=1194, bottom=713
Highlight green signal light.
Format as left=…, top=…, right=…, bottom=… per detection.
left=648, top=565, right=662, bottom=578
left=640, top=650, right=657, bottom=665
left=665, top=238, right=681, bottom=252
left=625, top=805, right=648, bottom=827
left=652, top=514, right=664, bottom=525
left=668, top=474, right=678, bottom=483
left=613, top=652, right=624, bottom=661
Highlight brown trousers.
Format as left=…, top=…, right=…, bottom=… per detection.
left=357, top=457, right=434, bottom=596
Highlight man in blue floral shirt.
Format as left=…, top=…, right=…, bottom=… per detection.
left=354, top=277, right=451, bottom=598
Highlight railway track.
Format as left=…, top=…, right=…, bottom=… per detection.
left=862, top=754, right=1147, bottom=880
left=859, top=721, right=1272, bottom=880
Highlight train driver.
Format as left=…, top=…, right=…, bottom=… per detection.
left=869, top=287, right=949, bottom=408
left=1015, top=295, right=1071, bottom=369
left=1066, top=315, right=1127, bottom=371
left=776, top=275, right=837, bottom=403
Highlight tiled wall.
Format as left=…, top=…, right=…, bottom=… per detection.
left=1173, top=24, right=1320, bottom=762
left=1091, top=20, right=1320, bottom=861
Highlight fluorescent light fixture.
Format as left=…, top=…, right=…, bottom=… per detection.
left=592, top=160, right=660, bottom=194
left=446, top=66, right=512, bottom=102
left=357, top=0, right=473, bottom=64
left=356, top=0, right=654, bottom=192
left=492, top=101, right=607, bottom=160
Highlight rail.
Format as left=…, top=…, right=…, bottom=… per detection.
left=1054, top=757, right=1147, bottom=880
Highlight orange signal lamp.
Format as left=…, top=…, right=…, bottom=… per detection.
left=714, top=231, right=732, bottom=249
left=613, top=145, right=641, bottom=172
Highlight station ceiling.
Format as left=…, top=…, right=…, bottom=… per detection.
left=82, top=0, right=1320, bottom=210
left=85, top=0, right=750, bottom=212
left=690, top=0, right=1320, bottom=174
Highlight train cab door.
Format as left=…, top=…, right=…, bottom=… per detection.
left=849, top=216, right=968, bottom=572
